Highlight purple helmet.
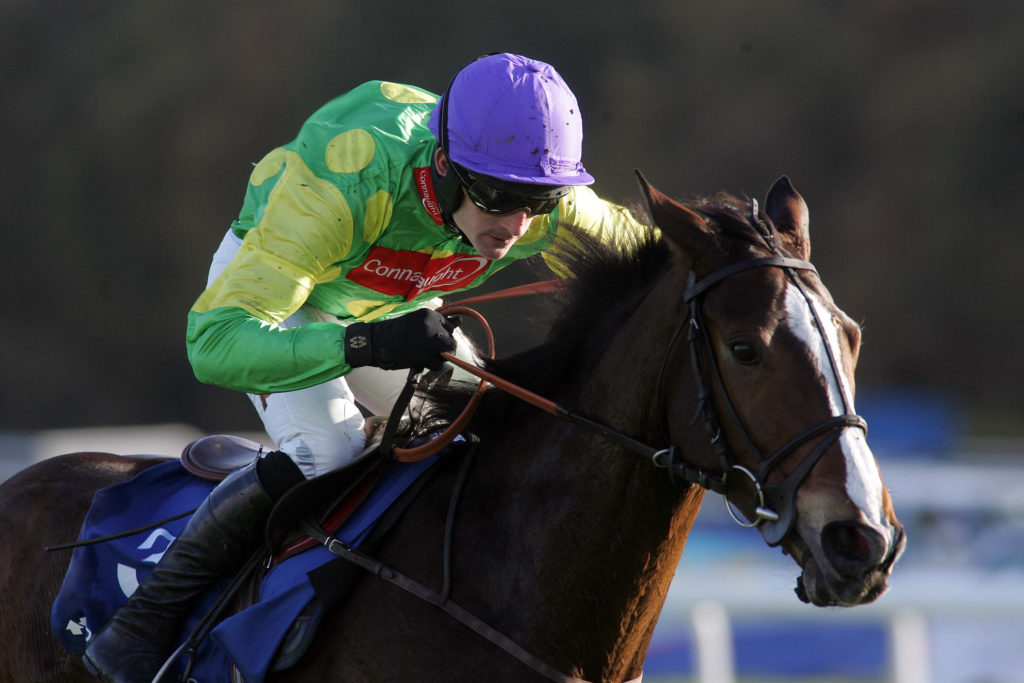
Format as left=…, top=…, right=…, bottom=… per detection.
left=428, top=53, right=594, bottom=186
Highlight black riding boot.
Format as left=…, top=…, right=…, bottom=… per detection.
left=82, top=451, right=303, bottom=683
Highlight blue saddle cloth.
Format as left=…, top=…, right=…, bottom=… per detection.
left=51, top=454, right=439, bottom=682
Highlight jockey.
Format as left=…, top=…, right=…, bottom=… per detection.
left=83, top=53, right=647, bottom=681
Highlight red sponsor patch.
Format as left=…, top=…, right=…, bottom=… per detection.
left=348, top=246, right=491, bottom=300
left=414, top=167, right=443, bottom=225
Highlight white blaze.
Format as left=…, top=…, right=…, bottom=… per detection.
left=784, top=285, right=885, bottom=527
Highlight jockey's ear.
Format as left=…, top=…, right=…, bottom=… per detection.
left=433, top=147, right=451, bottom=176
left=764, top=176, right=810, bottom=260
left=635, top=169, right=719, bottom=274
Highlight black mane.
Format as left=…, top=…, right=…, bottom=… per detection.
left=492, top=228, right=671, bottom=400
left=420, top=193, right=762, bottom=438
left=419, top=226, right=669, bottom=436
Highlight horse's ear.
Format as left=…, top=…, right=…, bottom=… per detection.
left=634, top=170, right=718, bottom=268
left=765, top=176, right=810, bottom=259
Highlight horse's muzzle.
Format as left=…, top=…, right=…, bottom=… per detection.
left=792, top=520, right=906, bottom=607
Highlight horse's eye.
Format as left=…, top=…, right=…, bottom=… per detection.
left=730, top=342, right=759, bottom=365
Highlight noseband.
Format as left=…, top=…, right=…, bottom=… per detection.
left=662, top=206, right=867, bottom=546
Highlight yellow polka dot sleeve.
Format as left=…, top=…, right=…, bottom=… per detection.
left=544, top=186, right=650, bottom=277
left=193, top=150, right=355, bottom=323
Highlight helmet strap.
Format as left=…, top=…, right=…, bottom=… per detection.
left=430, top=146, right=465, bottom=217
left=430, top=145, right=473, bottom=245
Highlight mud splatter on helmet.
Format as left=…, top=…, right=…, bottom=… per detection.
left=429, top=53, right=594, bottom=186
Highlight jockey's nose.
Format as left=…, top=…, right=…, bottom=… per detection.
left=497, top=210, right=531, bottom=238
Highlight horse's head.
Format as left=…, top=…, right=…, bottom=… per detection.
left=638, top=173, right=904, bottom=607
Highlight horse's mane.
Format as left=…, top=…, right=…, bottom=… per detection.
left=419, top=192, right=764, bottom=438
left=493, top=228, right=671, bottom=399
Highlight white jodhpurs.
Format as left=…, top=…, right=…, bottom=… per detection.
left=205, top=230, right=480, bottom=479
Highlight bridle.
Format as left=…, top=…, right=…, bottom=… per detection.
left=414, top=200, right=868, bottom=547
left=383, top=201, right=869, bottom=546
left=661, top=201, right=867, bottom=546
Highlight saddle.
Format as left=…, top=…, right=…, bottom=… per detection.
left=179, top=417, right=390, bottom=483
left=180, top=434, right=267, bottom=481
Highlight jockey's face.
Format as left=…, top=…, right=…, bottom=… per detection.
left=433, top=148, right=535, bottom=261
left=450, top=192, right=533, bottom=260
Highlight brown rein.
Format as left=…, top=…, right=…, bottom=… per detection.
left=388, top=279, right=683, bottom=479
left=389, top=305, right=492, bottom=462
left=439, top=278, right=564, bottom=306
left=388, top=280, right=562, bottom=462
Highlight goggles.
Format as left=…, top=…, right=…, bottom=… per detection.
left=448, top=161, right=568, bottom=216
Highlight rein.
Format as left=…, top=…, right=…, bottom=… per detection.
left=385, top=279, right=680, bottom=472
left=383, top=306, right=494, bottom=463
left=383, top=280, right=573, bottom=462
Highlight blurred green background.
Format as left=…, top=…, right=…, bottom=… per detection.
left=4, top=0, right=1022, bottom=440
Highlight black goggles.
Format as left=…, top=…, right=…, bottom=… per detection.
left=448, top=161, right=568, bottom=216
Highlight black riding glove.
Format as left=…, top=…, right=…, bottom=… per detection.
left=344, top=309, right=459, bottom=372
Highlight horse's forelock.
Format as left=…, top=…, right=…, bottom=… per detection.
left=691, top=194, right=773, bottom=255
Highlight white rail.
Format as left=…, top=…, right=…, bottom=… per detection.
left=660, top=564, right=1024, bottom=683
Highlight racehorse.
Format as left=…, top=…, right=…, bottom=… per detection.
left=0, top=174, right=904, bottom=683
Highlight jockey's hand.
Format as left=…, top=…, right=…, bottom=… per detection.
left=344, top=309, right=459, bottom=372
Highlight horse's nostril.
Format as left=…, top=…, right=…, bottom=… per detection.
left=821, top=521, right=886, bottom=577
left=834, top=524, right=870, bottom=557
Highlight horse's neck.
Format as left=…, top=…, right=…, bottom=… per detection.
left=462, top=303, right=704, bottom=680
